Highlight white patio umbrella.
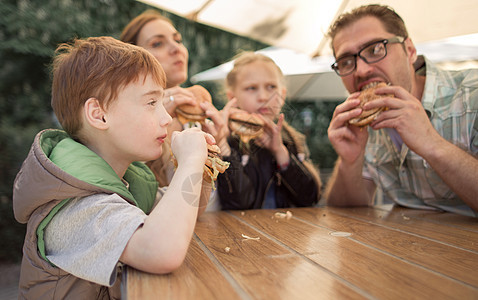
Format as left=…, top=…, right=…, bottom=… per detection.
left=190, top=33, right=478, bottom=101
left=190, top=47, right=348, bottom=101
left=138, top=0, right=478, bottom=57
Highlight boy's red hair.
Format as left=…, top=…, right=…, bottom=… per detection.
left=51, top=36, right=166, bottom=140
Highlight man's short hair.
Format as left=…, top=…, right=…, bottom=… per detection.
left=327, top=4, right=409, bottom=53
left=51, top=36, right=166, bottom=140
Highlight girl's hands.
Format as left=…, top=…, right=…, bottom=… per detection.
left=201, top=98, right=240, bottom=156
left=254, top=114, right=290, bottom=165
left=199, top=99, right=232, bottom=144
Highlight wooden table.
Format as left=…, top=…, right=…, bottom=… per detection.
left=122, top=205, right=478, bottom=299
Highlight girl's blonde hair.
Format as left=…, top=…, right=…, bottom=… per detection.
left=226, top=51, right=285, bottom=89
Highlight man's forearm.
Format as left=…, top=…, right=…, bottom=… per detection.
left=324, top=158, right=374, bottom=206
left=424, top=140, right=478, bottom=212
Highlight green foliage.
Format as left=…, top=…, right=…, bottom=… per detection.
left=282, top=101, right=338, bottom=169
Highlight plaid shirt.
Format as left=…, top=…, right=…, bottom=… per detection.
left=363, top=56, right=478, bottom=217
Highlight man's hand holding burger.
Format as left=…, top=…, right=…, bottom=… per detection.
left=329, top=82, right=391, bottom=165
left=362, top=84, right=442, bottom=157
left=328, top=92, right=369, bottom=165
left=326, top=85, right=387, bottom=206
left=329, top=81, right=440, bottom=162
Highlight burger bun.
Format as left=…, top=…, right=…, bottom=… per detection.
left=349, top=82, right=391, bottom=127
left=228, top=112, right=265, bottom=143
left=176, top=85, right=212, bottom=124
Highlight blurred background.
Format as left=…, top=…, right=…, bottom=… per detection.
left=2, top=0, right=478, bottom=267
left=0, top=0, right=337, bottom=264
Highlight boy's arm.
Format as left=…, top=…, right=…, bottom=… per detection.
left=197, top=178, right=212, bottom=217
left=120, top=129, right=211, bottom=274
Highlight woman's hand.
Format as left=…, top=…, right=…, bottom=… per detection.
left=163, top=87, right=197, bottom=117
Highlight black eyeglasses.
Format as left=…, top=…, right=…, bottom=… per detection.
left=331, top=36, right=406, bottom=76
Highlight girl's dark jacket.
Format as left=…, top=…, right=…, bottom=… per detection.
left=217, top=122, right=321, bottom=210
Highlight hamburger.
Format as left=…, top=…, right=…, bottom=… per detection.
left=349, top=82, right=391, bottom=127
left=171, top=143, right=230, bottom=189
left=204, top=144, right=230, bottom=185
left=175, top=85, right=212, bottom=125
left=228, top=111, right=265, bottom=143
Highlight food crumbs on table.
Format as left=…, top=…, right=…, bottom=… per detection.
left=241, top=211, right=245, bottom=216
left=286, top=211, right=293, bottom=220
left=241, top=234, right=260, bottom=240
left=274, top=212, right=285, bottom=219
left=274, top=210, right=293, bottom=220
left=224, top=247, right=230, bottom=253
left=329, top=231, right=352, bottom=237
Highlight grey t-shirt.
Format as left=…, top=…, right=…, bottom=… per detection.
left=44, top=192, right=159, bottom=286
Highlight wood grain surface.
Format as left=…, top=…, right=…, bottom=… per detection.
left=123, top=205, right=478, bottom=300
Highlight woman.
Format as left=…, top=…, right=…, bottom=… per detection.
left=121, top=10, right=227, bottom=187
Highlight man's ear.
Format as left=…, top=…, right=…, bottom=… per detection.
left=404, top=37, right=417, bottom=64
left=84, top=98, right=108, bottom=130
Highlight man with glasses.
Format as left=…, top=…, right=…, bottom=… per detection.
left=324, top=4, right=478, bottom=217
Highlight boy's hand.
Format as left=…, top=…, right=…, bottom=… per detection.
left=171, top=128, right=215, bottom=166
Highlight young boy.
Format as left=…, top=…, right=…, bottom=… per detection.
left=13, top=36, right=214, bottom=299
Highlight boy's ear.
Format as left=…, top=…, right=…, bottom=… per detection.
left=84, top=98, right=108, bottom=130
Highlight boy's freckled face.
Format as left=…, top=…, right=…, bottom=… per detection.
left=232, top=61, right=286, bottom=121
left=104, top=74, right=172, bottom=164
